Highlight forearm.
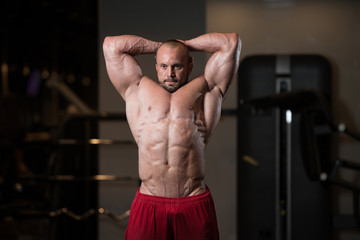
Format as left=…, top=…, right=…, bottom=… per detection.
left=185, top=33, right=241, bottom=95
left=103, top=35, right=161, bottom=58
left=184, top=32, right=240, bottom=54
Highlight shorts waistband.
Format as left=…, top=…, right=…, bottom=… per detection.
left=134, top=186, right=211, bottom=205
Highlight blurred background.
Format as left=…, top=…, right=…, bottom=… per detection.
left=1, top=0, right=359, bottom=239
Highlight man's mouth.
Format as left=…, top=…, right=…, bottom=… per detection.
left=165, top=79, right=178, bottom=83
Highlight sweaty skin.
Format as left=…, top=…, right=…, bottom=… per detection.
left=103, top=33, right=241, bottom=197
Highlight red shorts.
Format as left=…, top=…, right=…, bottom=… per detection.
left=125, top=187, right=219, bottom=240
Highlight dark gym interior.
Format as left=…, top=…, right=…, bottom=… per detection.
left=1, top=0, right=360, bottom=239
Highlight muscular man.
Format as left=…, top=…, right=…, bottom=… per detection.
left=103, top=33, right=241, bottom=240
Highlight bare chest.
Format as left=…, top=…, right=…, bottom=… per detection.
left=137, top=84, right=203, bottom=121
left=143, top=95, right=204, bottom=126
left=125, top=78, right=209, bottom=143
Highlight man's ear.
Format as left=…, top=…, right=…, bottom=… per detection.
left=188, top=56, right=194, bottom=74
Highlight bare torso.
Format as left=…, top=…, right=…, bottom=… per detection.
left=126, top=76, right=220, bottom=197
left=103, top=33, right=240, bottom=198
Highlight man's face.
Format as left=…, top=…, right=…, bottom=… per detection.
left=156, top=45, right=193, bottom=93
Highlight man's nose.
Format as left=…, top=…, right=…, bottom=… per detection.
left=167, top=67, right=175, bottom=77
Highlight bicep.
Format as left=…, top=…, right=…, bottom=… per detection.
left=104, top=44, right=143, bottom=100
left=204, top=51, right=236, bottom=97
left=203, top=34, right=240, bottom=96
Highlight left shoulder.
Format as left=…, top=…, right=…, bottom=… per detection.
left=179, top=75, right=209, bottom=94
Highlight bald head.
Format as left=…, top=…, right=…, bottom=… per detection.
left=160, top=39, right=188, bottom=50
left=156, top=40, right=192, bottom=64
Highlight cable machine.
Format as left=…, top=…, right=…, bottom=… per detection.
left=237, top=54, right=360, bottom=239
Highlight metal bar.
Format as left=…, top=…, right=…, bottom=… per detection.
left=286, top=109, right=292, bottom=240
left=3, top=208, right=130, bottom=222
left=46, top=74, right=94, bottom=114
left=341, top=159, right=360, bottom=171
left=18, top=174, right=139, bottom=182
left=58, top=139, right=135, bottom=145
left=275, top=55, right=291, bottom=240
left=275, top=106, right=281, bottom=240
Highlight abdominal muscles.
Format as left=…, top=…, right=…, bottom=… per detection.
left=135, top=115, right=206, bottom=197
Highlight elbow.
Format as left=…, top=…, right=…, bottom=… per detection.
left=103, top=36, right=114, bottom=50
left=228, top=33, right=242, bottom=62
left=235, top=33, right=242, bottom=52
left=103, top=36, right=120, bottom=58
left=220, top=33, right=241, bottom=55
left=228, top=33, right=241, bottom=52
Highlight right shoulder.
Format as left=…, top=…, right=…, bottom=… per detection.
left=125, top=76, right=161, bottom=101
left=103, top=48, right=143, bottom=100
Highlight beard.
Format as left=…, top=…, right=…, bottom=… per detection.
left=160, top=78, right=187, bottom=93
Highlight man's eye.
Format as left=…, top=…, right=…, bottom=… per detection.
left=161, top=65, right=167, bottom=69
left=174, top=65, right=181, bottom=69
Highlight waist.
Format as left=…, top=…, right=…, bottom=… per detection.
left=135, top=185, right=211, bottom=205
left=139, top=180, right=206, bottom=198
